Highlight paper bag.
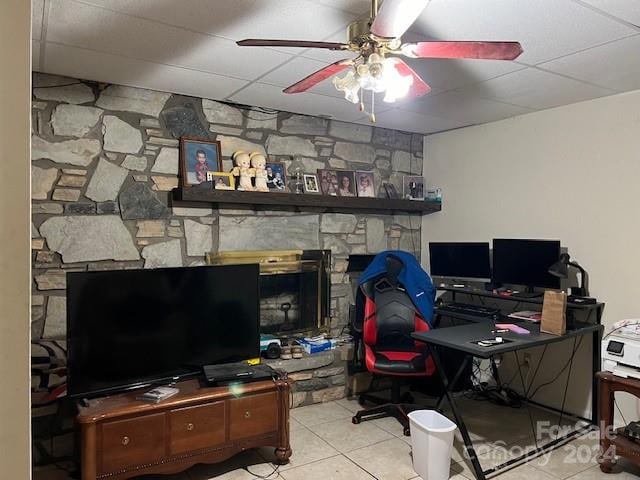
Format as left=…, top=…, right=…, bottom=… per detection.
left=541, top=291, right=567, bottom=335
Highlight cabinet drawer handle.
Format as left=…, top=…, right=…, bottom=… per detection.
left=244, top=411, right=251, bottom=419
left=187, top=422, right=194, bottom=431
left=121, top=436, right=130, bottom=446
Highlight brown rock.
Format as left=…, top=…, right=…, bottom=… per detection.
left=136, top=220, right=165, bottom=238
left=62, top=168, right=87, bottom=176
left=167, top=226, right=183, bottom=238
left=151, top=176, right=178, bottom=191
left=52, top=189, right=81, bottom=201
left=35, top=270, right=67, bottom=290
left=311, top=385, right=345, bottom=403
left=147, top=137, right=179, bottom=147
left=32, top=239, right=45, bottom=250
left=35, top=251, right=56, bottom=263
left=133, top=175, right=148, bottom=182
left=57, top=174, right=87, bottom=188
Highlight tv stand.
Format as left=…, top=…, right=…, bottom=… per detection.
left=76, top=377, right=291, bottom=480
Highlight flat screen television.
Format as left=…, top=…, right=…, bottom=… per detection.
left=428, top=242, right=491, bottom=281
left=492, top=239, right=561, bottom=290
left=67, top=264, right=260, bottom=398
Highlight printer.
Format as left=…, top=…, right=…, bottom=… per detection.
left=602, top=320, right=640, bottom=380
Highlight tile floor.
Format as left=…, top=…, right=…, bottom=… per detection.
left=34, top=395, right=640, bottom=480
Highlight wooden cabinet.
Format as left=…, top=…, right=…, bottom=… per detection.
left=77, top=379, right=291, bottom=480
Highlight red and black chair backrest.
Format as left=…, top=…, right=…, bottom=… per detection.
left=360, top=255, right=435, bottom=377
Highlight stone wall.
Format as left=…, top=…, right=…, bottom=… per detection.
left=31, top=72, right=423, bottom=342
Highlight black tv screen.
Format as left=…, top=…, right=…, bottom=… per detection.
left=429, top=242, right=491, bottom=280
left=492, top=239, right=561, bottom=289
left=67, top=265, right=260, bottom=398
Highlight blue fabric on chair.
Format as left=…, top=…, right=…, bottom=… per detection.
left=358, top=250, right=436, bottom=326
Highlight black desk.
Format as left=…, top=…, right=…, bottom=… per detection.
left=412, top=319, right=603, bottom=480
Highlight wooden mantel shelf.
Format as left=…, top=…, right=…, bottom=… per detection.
left=173, top=188, right=442, bottom=215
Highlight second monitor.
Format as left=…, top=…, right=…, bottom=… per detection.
left=429, top=242, right=491, bottom=282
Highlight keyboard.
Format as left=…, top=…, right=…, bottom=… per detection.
left=437, top=302, right=501, bottom=319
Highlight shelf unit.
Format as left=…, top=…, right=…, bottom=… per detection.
left=173, top=188, right=442, bottom=215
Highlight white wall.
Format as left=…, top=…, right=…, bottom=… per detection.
left=0, top=0, right=32, bottom=478
left=422, top=90, right=640, bottom=420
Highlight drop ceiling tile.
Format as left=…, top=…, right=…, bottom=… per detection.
left=412, top=0, right=637, bottom=65
left=79, top=0, right=359, bottom=43
left=32, top=0, right=44, bottom=41
left=315, top=0, right=372, bottom=16
left=372, top=108, right=466, bottom=134
left=404, top=89, right=532, bottom=125
left=403, top=57, right=527, bottom=92
left=460, top=67, right=615, bottom=110
left=540, top=34, right=640, bottom=92
left=228, top=82, right=386, bottom=122
left=42, top=42, right=248, bottom=101
left=47, top=0, right=292, bottom=80
left=577, top=0, right=640, bottom=25
left=259, top=56, right=347, bottom=98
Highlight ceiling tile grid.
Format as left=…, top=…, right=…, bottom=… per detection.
left=33, top=0, right=640, bottom=134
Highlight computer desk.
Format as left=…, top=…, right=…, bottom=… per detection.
left=412, top=317, right=603, bottom=480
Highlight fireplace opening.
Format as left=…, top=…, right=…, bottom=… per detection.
left=206, top=250, right=331, bottom=336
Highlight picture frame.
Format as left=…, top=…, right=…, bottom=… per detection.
left=303, top=174, right=320, bottom=193
left=318, top=169, right=338, bottom=196
left=403, top=175, right=425, bottom=200
left=383, top=182, right=399, bottom=199
left=336, top=170, right=357, bottom=197
left=207, top=171, right=235, bottom=190
left=179, top=137, right=222, bottom=188
left=355, top=171, right=375, bottom=198
left=265, top=162, right=287, bottom=191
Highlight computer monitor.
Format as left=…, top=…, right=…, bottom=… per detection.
left=492, top=239, right=561, bottom=290
left=428, top=242, right=491, bottom=281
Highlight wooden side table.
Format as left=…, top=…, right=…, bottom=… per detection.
left=597, top=371, right=640, bottom=472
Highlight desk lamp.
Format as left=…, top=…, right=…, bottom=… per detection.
left=548, top=253, right=588, bottom=297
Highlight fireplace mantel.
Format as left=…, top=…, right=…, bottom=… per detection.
left=174, top=188, right=441, bottom=215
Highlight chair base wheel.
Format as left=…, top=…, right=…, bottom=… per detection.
left=403, top=427, right=411, bottom=436
left=352, top=416, right=361, bottom=425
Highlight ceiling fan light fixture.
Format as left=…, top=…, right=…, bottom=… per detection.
left=333, top=71, right=360, bottom=104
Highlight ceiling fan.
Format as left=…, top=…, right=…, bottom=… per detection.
left=237, top=0, right=523, bottom=120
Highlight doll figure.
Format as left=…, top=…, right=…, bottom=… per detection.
left=250, top=152, right=269, bottom=192
left=230, top=151, right=255, bottom=191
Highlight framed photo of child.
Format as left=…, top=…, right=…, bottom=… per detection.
left=265, top=162, right=287, bottom=191
left=303, top=174, right=320, bottom=193
left=356, top=171, right=375, bottom=197
left=318, top=169, right=338, bottom=196
left=207, top=172, right=235, bottom=190
left=179, top=137, right=222, bottom=188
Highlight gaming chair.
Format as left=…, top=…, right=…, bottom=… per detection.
left=352, top=254, right=435, bottom=435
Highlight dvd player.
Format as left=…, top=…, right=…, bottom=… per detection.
left=202, top=362, right=276, bottom=386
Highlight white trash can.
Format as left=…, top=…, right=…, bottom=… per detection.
left=408, top=410, right=457, bottom=480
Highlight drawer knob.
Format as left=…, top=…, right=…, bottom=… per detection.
left=187, top=422, right=194, bottom=431
left=244, top=410, right=251, bottom=419
left=121, top=436, right=130, bottom=446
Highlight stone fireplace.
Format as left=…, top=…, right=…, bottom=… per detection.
left=206, top=250, right=331, bottom=335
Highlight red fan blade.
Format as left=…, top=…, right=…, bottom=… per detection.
left=237, top=39, right=347, bottom=50
left=402, top=41, right=523, bottom=60
left=284, top=59, right=353, bottom=94
left=388, top=57, right=431, bottom=99
left=370, top=0, right=429, bottom=38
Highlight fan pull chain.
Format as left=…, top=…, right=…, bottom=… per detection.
left=370, top=89, right=376, bottom=123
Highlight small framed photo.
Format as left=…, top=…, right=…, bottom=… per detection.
left=179, top=137, right=222, bottom=187
left=336, top=170, right=356, bottom=197
left=383, top=183, right=399, bottom=199
left=318, top=169, right=338, bottom=196
left=356, top=171, right=375, bottom=198
left=403, top=175, right=425, bottom=200
left=207, top=172, right=235, bottom=190
left=265, top=162, right=287, bottom=191
left=303, top=174, right=320, bottom=193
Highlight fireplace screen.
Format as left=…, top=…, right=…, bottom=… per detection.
left=206, top=250, right=331, bottom=335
